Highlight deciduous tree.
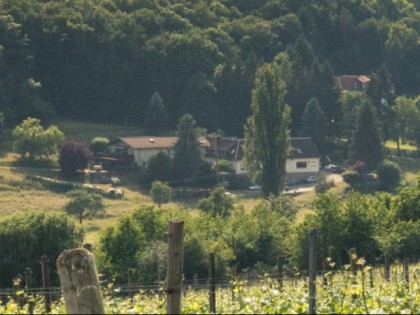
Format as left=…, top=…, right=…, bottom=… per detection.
left=150, top=180, right=172, bottom=208
left=65, top=189, right=105, bottom=224
left=12, top=117, right=64, bottom=161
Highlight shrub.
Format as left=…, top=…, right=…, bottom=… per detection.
left=59, top=141, right=93, bottom=178
left=198, top=187, right=234, bottom=217
left=376, top=160, right=402, bottom=192
left=342, top=171, right=364, bottom=189
left=315, top=177, right=335, bottom=195
left=0, top=211, right=83, bottom=287
left=90, top=137, right=109, bottom=154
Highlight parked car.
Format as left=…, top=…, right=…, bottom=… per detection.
left=248, top=185, right=262, bottom=191
left=324, top=164, right=344, bottom=173
left=305, top=176, right=317, bottom=183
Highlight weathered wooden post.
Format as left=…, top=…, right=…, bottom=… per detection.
left=322, top=258, right=328, bottom=287
left=82, top=243, right=93, bottom=253
left=308, top=229, right=317, bottom=315
left=24, top=268, right=34, bottom=315
left=40, top=256, right=52, bottom=313
left=165, top=220, right=184, bottom=315
left=349, top=248, right=358, bottom=284
left=193, top=273, right=199, bottom=290
left=403, top=258, right=409, bottom=289
left=24, top=268, right=32, bottom=294
left=209, top=252, right=216, bottom=314
left=57, top=247, right=105, bottom=314
left=369, top=268, right=374, bottom=288
left=384, top=252, right=390, bottom=281
left=277, top=255, right=284, bottom=289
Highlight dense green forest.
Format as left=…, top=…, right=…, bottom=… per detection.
left=1, top=0, right=419, bottom=137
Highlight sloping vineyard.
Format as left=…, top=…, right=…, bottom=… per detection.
left=1, top=263, right=419, bottom=314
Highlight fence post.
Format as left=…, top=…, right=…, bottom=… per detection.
left=384, top=252, right=390, bottom=281
left=24, top=268, right=34, bottom=315
left=369, top=268, right=374, bottom=288
left=24, top=268, right=32, bottom=294
left=165, top=220, right=184, bottom=315
left=56, top=248, right=105, bottom=314
left=403, top=258, right=409, bottom=289
left=349, top=248, right=357, bottom=283
left=40, top=256, right=52, bottom=313
left=308, top=229, right=317, bottom=315
left=209, top=252, right=216, bottom=314
left=277, top=255, right=284, bottom=289
left=322, top=259, right=328, bottom=287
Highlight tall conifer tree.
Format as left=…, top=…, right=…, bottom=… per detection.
left=172, top=114, right=202, bottom=185
left=349, top=100, right=383, bottom=170
left=244, top=61, right=291, bottom=197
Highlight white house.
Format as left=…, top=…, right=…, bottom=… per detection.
left=107, top=136, right=209, bottom=168
left=204, top=136, right=320, bottom=181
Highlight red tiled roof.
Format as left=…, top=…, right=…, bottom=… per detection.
left=334, top=75, right=370, bottom=92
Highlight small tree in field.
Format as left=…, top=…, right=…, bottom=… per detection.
left=150, top=181, right=172, bottom=207
left=59, top=141, right=93, bottom=178
left=198, top=186, right=234, bottom=217
left=65, top=189, right=105, bottom=223
left=12, top=117, right=64, bottom=161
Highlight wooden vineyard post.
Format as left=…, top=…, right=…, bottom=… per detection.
left=384, top=252, right=390, bottom=281
left=82, top=243, right=93, bottom=253
left=24, top=268, right=34, bottom=315
left=349, top=248, right=358, bottom=283
left=277, top=255, right=284, bottom=289
left=369, top=268, right=374, bottom=288
left=308, top=229, right=317, bottom=315
left=40, top=256, right=52, bottom=313
left=56, top=247, right=105, bottom=314
left=403, top=258, right=409, bottom=289
left=165, top=220, right=184, bottom=315
left=209, top=252, right=216, bottom=314
left=322, top=259, right=328, bottom=287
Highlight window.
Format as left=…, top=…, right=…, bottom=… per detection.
left=296, top=161, right=307, bottom=169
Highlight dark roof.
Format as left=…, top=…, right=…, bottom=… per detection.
left=205, top=136, right=244, bottom=161
left=205, top=136, right=320, bottom=161
left=289, top=137, right=320, bottom=158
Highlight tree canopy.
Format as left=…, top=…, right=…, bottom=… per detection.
left=0, top=0, right=418, bottom=138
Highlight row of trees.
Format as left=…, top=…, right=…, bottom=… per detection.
left=0, top=0, right=419, bottom=137
left=96, top=178, right=420, bottom=284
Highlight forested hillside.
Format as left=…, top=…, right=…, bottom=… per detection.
left=1, top=0, right=419, bottom=136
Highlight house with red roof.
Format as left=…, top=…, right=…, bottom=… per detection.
left=334, top=75, right=370, bottom=93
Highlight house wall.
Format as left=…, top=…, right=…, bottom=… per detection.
left=109, top=142, right=129, bottom=154
left=286, top=158, right=320, bottom=173
left=132, top=148, right=173, bottom=167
